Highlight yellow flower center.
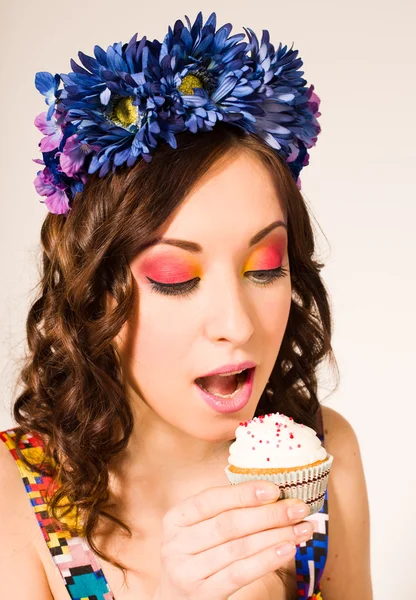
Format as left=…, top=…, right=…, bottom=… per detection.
left=111, top=96, right=138, bottom=128
left=178, top=74, right=204, bottom=95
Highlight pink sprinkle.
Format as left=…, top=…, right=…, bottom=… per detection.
left=276, top=444, right=280, bottom=448
left=251, top=434, right=255, bottom=438
left=298, top=444, right=301, bottom=448
left=289, top=446, right=293, bottom=450
left=284, top=425, right=288, bottom=428
left=252, top=447, right=255, bottom=450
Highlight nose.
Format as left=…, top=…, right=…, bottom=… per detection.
left=204, top=271, right=255, bottom=346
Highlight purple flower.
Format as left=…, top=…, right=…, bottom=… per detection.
left=59, top=135, right=99, bottom=177
left=34, top=112, right=63, bottom=152
left=34, top=167, right=70, bottom=215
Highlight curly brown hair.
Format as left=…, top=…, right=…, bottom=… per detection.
left=10, top=121, right=339, bottom=580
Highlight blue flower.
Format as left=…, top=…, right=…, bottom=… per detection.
left=35, top=72, right=62, bottom=120
left=33, top=11, right=322, bottom=214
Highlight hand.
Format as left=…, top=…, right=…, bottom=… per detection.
left=152, top=480, right=314, bottom=600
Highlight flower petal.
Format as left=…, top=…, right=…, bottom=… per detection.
left=44, top=189, right=70, bottom=215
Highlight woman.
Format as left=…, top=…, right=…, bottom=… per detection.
left=0, top=11, right=372, bottom=600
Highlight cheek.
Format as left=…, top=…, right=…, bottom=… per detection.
left=251, top=244, right=291, bottom=335
left=116, top=286, right=194, bottom=383
left=118, top=295, right=200, bottom=421
left=261, top=272, right=292, bottom=338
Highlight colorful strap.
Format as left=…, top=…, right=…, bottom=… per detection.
left=1, top=409, right=328, bottom=600
left=295, top=407, right=329, bottom=598
left=0, top=429, right=114, bottom=600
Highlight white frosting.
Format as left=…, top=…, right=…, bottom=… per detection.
left=228, top=412, right=327, bottom=469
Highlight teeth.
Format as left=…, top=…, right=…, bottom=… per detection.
left=218, top=368, right=245, bottom=377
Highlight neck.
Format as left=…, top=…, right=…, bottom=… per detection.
left=107, top=389, right=232, bottom=518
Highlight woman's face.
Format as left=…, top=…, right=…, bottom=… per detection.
left=115, top=151, right=292, bottom=442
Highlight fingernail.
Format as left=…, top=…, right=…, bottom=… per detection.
left=255, top=484, right=280, bottom=502
left=276, top=541, right=296, bottom=556
left=293, top=522, right=314, bottom=537
left=287, top=502, right=310, bottom=520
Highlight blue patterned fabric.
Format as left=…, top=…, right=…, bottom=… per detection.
left=294, top=407, right=328, bottom=598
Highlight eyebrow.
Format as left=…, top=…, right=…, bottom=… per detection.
left=151, top=220, right=287, bottom=253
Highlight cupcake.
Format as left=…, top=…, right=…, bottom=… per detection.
left=225, top=412, right=333, bottom=515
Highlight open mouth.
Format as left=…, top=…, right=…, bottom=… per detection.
left=195, top=368, right=251, bottom=399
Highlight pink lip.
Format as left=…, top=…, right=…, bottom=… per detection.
left=197, top=360, right=257, bottom=378
left=194, top=367, right=255, bottom=414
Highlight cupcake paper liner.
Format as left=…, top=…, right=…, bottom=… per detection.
left=225, top=453, right=333, bottom=516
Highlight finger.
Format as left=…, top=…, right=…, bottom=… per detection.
left=165, top=480, right=281, bottom=530
left=204, top=539, right=298, bottom=599
left=175, top=497, right=310, bottom=554
left=193, top=520, right=315, bottom=580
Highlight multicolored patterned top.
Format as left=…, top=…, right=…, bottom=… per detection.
left=0, top=410, right=328, bottom=599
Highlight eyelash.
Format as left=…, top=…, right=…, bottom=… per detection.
left=147, top=266, right=289, bottom=299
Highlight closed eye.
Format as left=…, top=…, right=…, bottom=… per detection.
left=146, top=266, right=289, bottom=298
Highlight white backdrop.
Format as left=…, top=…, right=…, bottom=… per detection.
left=1, top=1, right=414, bottom=597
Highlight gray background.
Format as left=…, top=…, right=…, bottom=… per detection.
left=1, top=1, right=414, bottom=597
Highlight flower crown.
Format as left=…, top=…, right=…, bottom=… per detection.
left=33, top=11, right=321, bottom=216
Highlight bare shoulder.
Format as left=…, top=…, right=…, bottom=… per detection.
left=321, top=404, right=358, bottom=447
left=0, top=432, right=54, bottom=598
left=319, top=406, right=373, bottom=600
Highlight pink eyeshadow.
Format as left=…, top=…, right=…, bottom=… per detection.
left=245, top=243, right=284, bottom=271
left=141, top=257, right=196, bottom=284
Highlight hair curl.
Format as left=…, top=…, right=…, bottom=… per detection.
left=10, top=121, right=339, bottom=584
